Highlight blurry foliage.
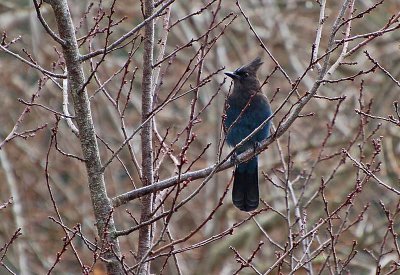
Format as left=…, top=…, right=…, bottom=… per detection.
left=0, top=0, right=400, bottom=274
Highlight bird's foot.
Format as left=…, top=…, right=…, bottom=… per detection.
left=230, top=151, right=238, bottom=164
left=253, top=141, right=261, bottom=154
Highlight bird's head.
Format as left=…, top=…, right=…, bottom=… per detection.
left=224, top=57, right=263, bottom=92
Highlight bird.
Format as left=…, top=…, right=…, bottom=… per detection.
left=223, top=57, right=272, bottom=212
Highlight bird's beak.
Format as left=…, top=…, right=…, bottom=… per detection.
left=224, top=71, right=238, bottom=80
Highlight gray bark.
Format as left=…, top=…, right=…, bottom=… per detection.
left=45, top=0, right=123, bottom=273
left=137, top=0, right=155, bottom=273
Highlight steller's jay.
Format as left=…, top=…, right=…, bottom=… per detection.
left=224, top=57, right=272, bottom=211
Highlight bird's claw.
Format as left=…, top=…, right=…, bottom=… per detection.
left=231, top=151, right=238, bottom=164
left=253, top=141, right=261, bottom=153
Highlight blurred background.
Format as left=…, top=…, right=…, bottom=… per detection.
left=1, top=0, right=400, bottom=274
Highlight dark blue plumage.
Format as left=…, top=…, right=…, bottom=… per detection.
left=224, top=57, right=271, bottom=211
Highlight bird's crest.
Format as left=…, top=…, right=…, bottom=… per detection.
left=235, top=57, right=263, bottom=75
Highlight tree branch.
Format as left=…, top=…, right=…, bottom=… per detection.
left=44, top=0, right=123, bottom=273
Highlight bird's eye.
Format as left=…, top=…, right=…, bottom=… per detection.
left=237, top=71, right=249, bottom=78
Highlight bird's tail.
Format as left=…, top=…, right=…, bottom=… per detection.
left=232, top=157, right=259, bottom=211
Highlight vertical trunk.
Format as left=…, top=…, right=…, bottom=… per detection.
left=137, top=0, right=155, bottom=273
left=46, top=0, right=123, bottom=273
